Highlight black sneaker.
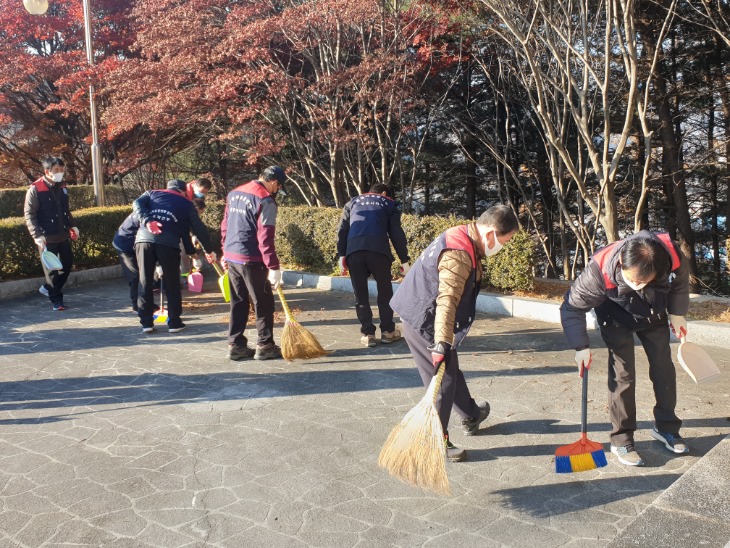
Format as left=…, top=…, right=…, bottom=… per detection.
left=141, top=325, right=155, bottom=334
left=254, top=343, right=281, bottom=360
left=462, top=401, right=491, bottom=436
left=168, top=323, right=187, bottom=334
left=445, top=435, right=466, bottom=462
left=227, top=345, right=255, bottom=361
left=53, top=302, right=66, bottom=311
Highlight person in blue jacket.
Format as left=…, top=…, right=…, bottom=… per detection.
left=336, top=184, right=410, bottom=347
left=133, top=179, right=216, bottom=334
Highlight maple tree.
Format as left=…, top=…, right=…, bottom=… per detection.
left=0, top=0, right=133, bottom=187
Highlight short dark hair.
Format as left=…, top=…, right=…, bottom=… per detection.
left=42, top=157, right=64, bottom=171
left=191, top=177, right=212, bottom=190
left=477, top=204, right=518, bottom=236
left=620, top=237, right=670, bottom=280
left=369, top=183, right=391, bottom=197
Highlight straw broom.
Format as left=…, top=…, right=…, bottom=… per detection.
left=276, top=286, right=329, bottom=361
left=555, top=367, right=607, bottom=473
left=378, top=363, right=449, bottom=495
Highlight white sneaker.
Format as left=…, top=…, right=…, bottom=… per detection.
left=39, top=285, right=49, bottom=297
left=610, top=444, right=645, bottom=466
left=142, top=326, right=155, bottom=334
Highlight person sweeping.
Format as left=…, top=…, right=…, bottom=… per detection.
left=389, top=205, right=518, bottom=462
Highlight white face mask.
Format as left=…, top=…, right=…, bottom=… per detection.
left=51, top=172, right=64, bottom=183
left=483, top=231, right=503, bottom=257
left=623, top=273, right=647, bottom=291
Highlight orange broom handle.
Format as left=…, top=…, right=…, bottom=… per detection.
left=276, top=286, right=294, bottom=322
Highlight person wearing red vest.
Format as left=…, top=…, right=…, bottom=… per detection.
left=23, top=156, right=79, bottom=311
left=391, top=205, right=518, bottom=462
left=560, top=231, right=690, bottom=466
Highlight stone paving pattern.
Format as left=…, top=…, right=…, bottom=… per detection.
left=1, top=277, right=729, bottom=547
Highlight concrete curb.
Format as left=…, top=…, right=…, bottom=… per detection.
left=281, top=270, right=730, bottom=350
left=0, top=265, right=122, bottom=300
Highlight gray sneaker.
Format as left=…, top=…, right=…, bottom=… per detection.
left=610, top=444, right=644, bottom=466
left=227, top=345, right=255, bottom=361
left=445, top=436, right=467, bottom=462
left=254, top=343, right=281, bottom=360
left=361, top=334, right=377, bottom=347
left=650, top=428, right=689, bottom=454
left=462, top=401, right=490, bottom=436
left=380, top=329, right=402, bottom=344
left=39, top=285, right=49, bottom=297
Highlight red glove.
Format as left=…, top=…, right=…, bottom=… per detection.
left=147, top=221, right=163, bottom=234
left=428, top=341, right=451, bottom=369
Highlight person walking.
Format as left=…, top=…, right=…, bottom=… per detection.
left=391, top=204, right=518, bottom=461
left=560, top=231, right=691, bottom=466
left=24, top=156, right=79, bottom=311
left=221, top=166, right=287, bottom=361
left=133, top=179, right=216, bottom=333
left=336, top=184, right=410, bottom=347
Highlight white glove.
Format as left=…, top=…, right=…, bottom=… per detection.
left=155, top=265, right=164, bottom=278
left=205, top=251, right=217, bottom=264
left=34, top=236, right=46, bottom=249
left=69, top=227, right=80, bottom=241
left=575, top=348, right=592, bottom=375
left=192, top=258, right=204, bottom=270
left=268, top=269, right=282, bottom=289
left=400, top=262, right=411, bottom=275
left=668, top=314, right=687, bottom=339
left=338, top=256, right=348, bottom=275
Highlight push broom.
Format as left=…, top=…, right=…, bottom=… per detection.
left=555, top=365, right=607, bottom=473
left=276, top=286, right=328, bottom=361
left=378, top=363, right=450, bottom=495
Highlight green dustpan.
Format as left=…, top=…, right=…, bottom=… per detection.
left=212, top=262, right=230, bottom=302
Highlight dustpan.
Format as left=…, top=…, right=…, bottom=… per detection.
left=187, top=270, right=203, bottom=293
left=212, top=262, right=230, bottom=302
left=41, top=247, right=63, bottom=271
left=678, top=337, right=721, bottom=384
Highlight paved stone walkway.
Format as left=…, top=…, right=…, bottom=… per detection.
left=1, top=278, right=728, bottom=547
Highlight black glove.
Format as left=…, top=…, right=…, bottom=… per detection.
left=428, top=341, right=452, bottom=368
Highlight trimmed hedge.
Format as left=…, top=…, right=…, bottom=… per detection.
left=1, top=202, right=535, bottom=292
left=0, top=185, right=130, bottom=219
left=0, top=206, right=131, bottom=280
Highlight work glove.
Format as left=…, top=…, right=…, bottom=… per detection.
left=147, top=221, right=163, bottom=235
left=220, top=257, right=228, bottom=271
left=575, top=348, right=592, bottom=376
left=428, top=341, right=452, bottom=369
left=155, top=265, right=164, bottom=278
left=34, top=236, right=46, bottom=249
left=668, top=314, right=687, bottom=339
left=338, top=256, right=348, bottom=276
left=192, top=258, right=204, bottom=270
left=205, top=251, right=217, bottom=264
left=268, top=269, right=282, bottom=289
left=69, top=227, right=80, bottom=241
left=400, top=262, right=411, bottom=276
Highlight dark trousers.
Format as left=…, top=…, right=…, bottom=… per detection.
left=227, top=262, right=274, bottom=348
left=136, top=243, right=183, bottom=328
left=347, top=250, right=395, bottom=335
left=40, top=239, right=73, bottom=305
left=118, top=251, right=139, bottom=307
left=403, top=322, right=480, bottom=435
left=599, top=320, right=681, bottom=446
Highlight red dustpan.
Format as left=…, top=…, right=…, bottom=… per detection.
left=187, top=270, right=203, bottom=293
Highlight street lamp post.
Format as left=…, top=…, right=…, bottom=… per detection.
left=24, top=0, right=105, bottom=206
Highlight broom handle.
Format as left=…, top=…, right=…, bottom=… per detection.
left=212, top=262, right=225, bottom=277
left=428, top=362, right=447, bottom=405
left=581, top=367, right=588, bottom=435
left=276, top=286, right=294, bottom=322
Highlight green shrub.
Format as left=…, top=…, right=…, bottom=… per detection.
left=484, top=230, right=535, bottom=292
left=0, top=206, right=132, bottom=280
left=0, top=185, right=130, bottom=219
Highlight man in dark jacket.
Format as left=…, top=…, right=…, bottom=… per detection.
left=24, top=156, right=79, bottom=311
left=391, top=204, right=518, bottom=461
left=221, top=166, right=287, bottom=361
left=560, top=231, right=690, bottom=466
left=133, top=179, right=216, bottom=333
left=336, top=184, right=410, bottom=347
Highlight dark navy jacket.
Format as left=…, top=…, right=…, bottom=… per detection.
left=336, top=193, right=409, bottom=263
left=560, top=231, right=689, bottom=350
left=24, top=177, right=74, bottom=244
left=133, top=190, right=213, bottom=252
left=114, top=212, right=195, bottom=255
left=221, top=180, right=279, bottom=269
left=391, top=225, right=480, bottom=347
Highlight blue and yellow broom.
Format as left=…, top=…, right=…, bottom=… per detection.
left=555, top=366, right=607, bottom=473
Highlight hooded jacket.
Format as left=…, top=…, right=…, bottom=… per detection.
left=560, top=230, right=689, bottom=350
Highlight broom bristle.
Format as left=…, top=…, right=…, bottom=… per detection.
left=378, top=397, right=450, bottom=495
left=280, top=318, right=329, bottom=361
left=555, top=437, right=608, bottom=473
